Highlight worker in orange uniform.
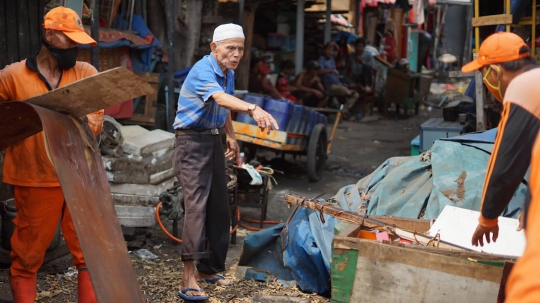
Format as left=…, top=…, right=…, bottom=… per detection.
left=0, top=7, right=103, bottom=303
left=505, top=133, right=540, bottom=302
left=460, top=32, right=539, bottom=247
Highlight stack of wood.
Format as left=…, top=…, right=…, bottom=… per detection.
left=103, top=125, right=177, bottom=228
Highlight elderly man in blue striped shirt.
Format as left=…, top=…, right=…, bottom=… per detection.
left=172, top=24, right=278, bottom=301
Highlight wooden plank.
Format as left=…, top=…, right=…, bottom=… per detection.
left=24, top=67, right=156, bottom=117
left=233, top=121, right=288, bottom=144
left=334, top=237, right=504, bottom=283
left=472, top=14, right=513, bottom=27
left=5, top=0, right=19, bottom=65
left=0, top=102, right=146, bottom=302
left=16, top=0, right=31, bottom=59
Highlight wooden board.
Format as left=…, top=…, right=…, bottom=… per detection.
left=332, top=237, right=504, bottom=303
left=0, top=102, right=145, bottom=302
left=472, top=14, right=513, bottom=27
left=125, top=72, right=160, bottom=127
left=24, top=67, right=155, bottom=117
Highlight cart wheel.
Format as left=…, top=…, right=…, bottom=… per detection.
left=307, top=124, right=328, bottom=182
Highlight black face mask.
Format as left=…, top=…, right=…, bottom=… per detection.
left=43, top=39, right=78, bottom=70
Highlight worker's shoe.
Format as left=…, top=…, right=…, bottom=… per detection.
left=78, top=268, right=97, bottom=303
left=9, top=274, right=37, bottom=303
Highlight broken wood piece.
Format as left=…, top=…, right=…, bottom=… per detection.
left=284, top=193, right=466, bottom=251
left=252, top=295, right=310, bottom=303
left=24, top=67, right=155, bottom=117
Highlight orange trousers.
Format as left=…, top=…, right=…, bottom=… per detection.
left=10, top=186, right=86, bottom=278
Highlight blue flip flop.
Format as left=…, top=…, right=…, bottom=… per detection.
left=198, top=275, right=233, bottom=286
left=177, top=288, right=209, bottom=301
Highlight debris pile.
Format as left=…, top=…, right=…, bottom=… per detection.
left=99, top=118, right=177, bottom=228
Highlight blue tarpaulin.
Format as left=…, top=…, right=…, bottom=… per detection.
left=238, top=128, right=527, bottom=294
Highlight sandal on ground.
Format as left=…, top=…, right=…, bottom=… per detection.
left=177, top=288, right=209, bottom=301
left=198, top=275, right=233, bottom=286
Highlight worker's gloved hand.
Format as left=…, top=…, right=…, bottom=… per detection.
left=471, top=223, right=499, bottom=247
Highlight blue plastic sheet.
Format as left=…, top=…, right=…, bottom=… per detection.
left=238, top=129, right=527, bottom=294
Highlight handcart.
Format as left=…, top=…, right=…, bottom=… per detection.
left=233, top=104, right=343, bottom=182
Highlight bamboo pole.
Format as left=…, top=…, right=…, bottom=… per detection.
left=284, top=193, right=467, bottom=250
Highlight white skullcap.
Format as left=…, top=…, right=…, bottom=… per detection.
left=213, top=23, right=245, bottom=42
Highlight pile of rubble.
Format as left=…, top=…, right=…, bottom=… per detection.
left=100, top=119, right=176, bottom=228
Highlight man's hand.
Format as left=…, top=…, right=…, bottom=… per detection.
left=517, top=212, right=525, bottom=231
left=471, top=224, right=499, bottom=247
left=251, top=107, right=279, bottom=134
left=225, top=135, right=240, bottom=161
left=313, top=90, right=324, bottom=99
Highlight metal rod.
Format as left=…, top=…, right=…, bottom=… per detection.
left=129, top=0, right=135, bottom=32
left=474, top=0, right=479, bottom=52
left=90, top=0, right=100, bottom=71
left=239, top=0, right=245, bottom=25
left=295, top=0, right=305, bottom=75
left=533, top=0, right=537, bottom=58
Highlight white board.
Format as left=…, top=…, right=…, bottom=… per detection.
left=429, top=205, right=525, bottom=257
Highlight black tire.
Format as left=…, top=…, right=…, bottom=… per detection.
left=307, top=124, right=328, bottom=182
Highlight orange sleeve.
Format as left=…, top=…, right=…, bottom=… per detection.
left=0, top=68, right=12, bottom=102
left=81, top=63, right=104, bottom=136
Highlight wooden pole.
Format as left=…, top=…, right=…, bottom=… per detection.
left=166, top=0, right=175, bottom=132
left=284, top=193, right=466, bottom=250
left=236, top=1, right=259, bottom=90
left=90, top=0, right=99, bottom=71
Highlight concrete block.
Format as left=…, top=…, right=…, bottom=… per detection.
left=149, top=168, right=176, bottom=185
left=109, top=178, right=176, bottom=197
left=145, top=157, right=173, bottom=175
left=120, top=125, right=149, bottom=138
left=115, top=205, right=156, bottom=227
left=122, top=129, right=174, bottom=156
left=102, top=155, right=146, bottom=172
left=144, top=148, right=174, bottom=166
left=111, top=193, right=160, bottom=206
left=106, top=170, right=149, bottom=184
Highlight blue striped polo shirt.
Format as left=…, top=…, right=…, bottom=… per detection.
left=172, top=54, right=234, bottom=130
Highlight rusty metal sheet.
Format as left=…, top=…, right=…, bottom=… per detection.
left=24, top=67, right=155, bottom=117
left=0, top=102, right=145, bottom=302
left=232, top=121, right=288, bottom=143
left=0, top=101, right=43, bottom=151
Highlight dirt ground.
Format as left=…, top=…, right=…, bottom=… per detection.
left=0, top=107, right=439, bottom=302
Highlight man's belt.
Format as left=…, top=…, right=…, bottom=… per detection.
left=174, top=128, right=224, bottom=136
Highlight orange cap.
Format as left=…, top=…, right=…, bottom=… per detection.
left=43, top=6, right=97, bottom=46
left=462, top=32, right=528, bottom=73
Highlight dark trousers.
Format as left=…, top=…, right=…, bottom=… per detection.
left=172, top=133, right=230, bottom=274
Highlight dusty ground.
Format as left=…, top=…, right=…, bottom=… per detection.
left=0, top=107, right=438, bottom=302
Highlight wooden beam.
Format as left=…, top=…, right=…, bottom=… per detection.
left=284, top=193, right=467, bottom=250
left=236, top=2, right=259, bottom=90
left=471, top=14, right=513, bottom=27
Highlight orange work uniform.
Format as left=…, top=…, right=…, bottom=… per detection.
left=0, top=55, right=104, bottom=277
left=477, top=66, right=540, bottom=228
left=505, top=132, right=540, bottom=302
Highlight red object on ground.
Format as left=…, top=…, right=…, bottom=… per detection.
left=399, top=238, right=413, bottom=245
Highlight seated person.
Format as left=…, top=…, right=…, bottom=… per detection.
left=248, top=57, right=282, bottom=99
left=276, top=60, right=299, bottom=103
left=345, top=37, right=376, bottom=115
left=318, top=42, right=359, bottom=116
left=292, top=60, right=329, bottom=108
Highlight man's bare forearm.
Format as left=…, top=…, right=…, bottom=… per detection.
left=213, top=92, right=253, bottom=113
